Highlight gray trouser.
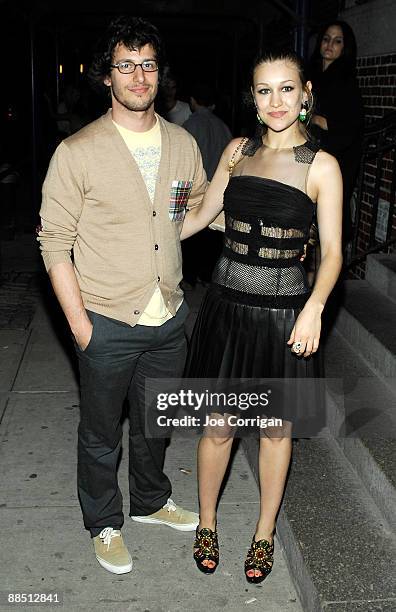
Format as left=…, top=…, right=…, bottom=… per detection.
left=75, top=301, right=188, bottom=537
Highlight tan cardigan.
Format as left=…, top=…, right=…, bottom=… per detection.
left=38, top=110, right=207, bottom=325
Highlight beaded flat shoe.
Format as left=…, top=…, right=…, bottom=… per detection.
left=193, top=526, right=219, bottom=574
left=244, top=536, right=274, bottom=584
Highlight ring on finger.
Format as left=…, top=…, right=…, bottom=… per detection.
left=292, top=341, right=302, bottom=353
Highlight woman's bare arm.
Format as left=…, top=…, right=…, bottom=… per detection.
left=287, top=151, right=343, bottom=356
left=311, top=114, right=328, bottom=131
left=180, top=138, right=244, bottom=240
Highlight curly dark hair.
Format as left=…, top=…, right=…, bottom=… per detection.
left=88, top=15, right=164, bottom=91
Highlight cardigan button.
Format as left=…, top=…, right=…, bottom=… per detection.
left=154, top=244, right=159, bottom=250
left=134, top=310, right=140, bottom=315
left=157, top=276, right=160, bottom=282
left=153, top=210, right=157, bottom=216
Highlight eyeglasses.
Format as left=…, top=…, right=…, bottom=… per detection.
left=110, top=60, right=159, bottom=74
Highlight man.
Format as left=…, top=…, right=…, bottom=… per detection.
left=183, top=82, right=232, bottom=181
left=160, top=68, right=191, bottom=126
left=182, top=83, right=232, bottom=284
left=38, top=15, right=206, bottom=575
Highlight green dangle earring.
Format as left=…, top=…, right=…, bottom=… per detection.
left=299, top=101, right=308, bottom=122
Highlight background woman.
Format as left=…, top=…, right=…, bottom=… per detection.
left=309, top=20, right=363, bottom=243
left=181, top=50, right=343, bottom=583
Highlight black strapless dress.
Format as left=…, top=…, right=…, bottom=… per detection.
left=185, top=174, right=325, bottom=435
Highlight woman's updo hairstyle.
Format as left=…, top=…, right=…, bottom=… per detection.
left=244, top=49, right=313, bottom=156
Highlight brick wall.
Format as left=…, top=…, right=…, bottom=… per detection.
left=351, top=54, right=396, bottom=278
left=356, top=53, right=396, bottom=121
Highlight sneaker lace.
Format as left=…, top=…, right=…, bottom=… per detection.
left=163, top=498, right=177, bottom=513
left=98, top=527, right=121, bottom=550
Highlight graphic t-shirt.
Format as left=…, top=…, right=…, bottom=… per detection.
left=114, top=117, right=177, bottom=326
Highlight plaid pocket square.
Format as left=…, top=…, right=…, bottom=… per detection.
left=169, top=180, right=193, bottom=222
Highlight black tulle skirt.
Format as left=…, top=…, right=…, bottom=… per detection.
left=185, top=285, right=325, bottom=436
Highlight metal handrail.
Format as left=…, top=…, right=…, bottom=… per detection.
left=347, top=235, right=396, bottom=268
left=348, top=111, right=396, bottom=270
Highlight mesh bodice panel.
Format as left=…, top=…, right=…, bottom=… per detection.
left=212, top=141, right=318, bottom=308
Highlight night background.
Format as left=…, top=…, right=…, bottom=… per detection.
left=0, top=0, right=343, bottom=197
left=0, top=3, right=395, bottom=609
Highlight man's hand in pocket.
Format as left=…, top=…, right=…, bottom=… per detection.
left=73, top=319, right=93, bottom=351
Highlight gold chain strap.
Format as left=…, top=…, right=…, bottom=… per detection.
left=228, top=137, right=248, bottom=177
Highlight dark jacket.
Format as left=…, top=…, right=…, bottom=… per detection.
left=310, top=58, right=364, bottom=239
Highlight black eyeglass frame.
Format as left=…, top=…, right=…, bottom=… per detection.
left=110, top=61, right=159, bottom=74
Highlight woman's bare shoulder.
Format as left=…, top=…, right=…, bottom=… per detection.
left=312, top=149, right=341, bottom=175
left=217, top=136, right=249, bottom=172
left=222, top=136, right=247, bottom=157
left=307, top=149, right=342, bottom=201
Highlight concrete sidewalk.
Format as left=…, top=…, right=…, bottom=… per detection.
left=0, top=236, right=303, bottom=612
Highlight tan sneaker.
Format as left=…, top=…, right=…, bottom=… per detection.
left=93, top=527, right=133, bottom=574
left=131, top=498, right=199, bottom=531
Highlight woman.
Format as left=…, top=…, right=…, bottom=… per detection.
left=180, top=49, right=343, bottom=583
left=309, top=20, right=363, bottom=243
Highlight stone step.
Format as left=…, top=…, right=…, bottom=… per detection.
left=324, top=329, right=396, bottom=532
left=243, top=436, right=396, bottom=612
left=366, top=253, right=396, bottom=303
left=334, top=280, right=396, bottom=386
